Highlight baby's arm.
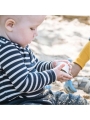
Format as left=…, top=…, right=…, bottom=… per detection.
left=71, top=41, right=90, bottom=77
left=0, top=43, right=56, bottom=93
left=71, top=63, right=81, bottom=77
left=0, top=43, right=72, bottom=94
left=32, top=52, right=72, bottom=82
left=32, top=53, right=53, bottom=71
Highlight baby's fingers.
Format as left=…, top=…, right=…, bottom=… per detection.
left=63, top=76, right=72, bottom=81
left=62, top=73, right=73, bottom=79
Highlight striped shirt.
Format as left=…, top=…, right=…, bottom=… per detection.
left=0, top=36, right=56, bottom=102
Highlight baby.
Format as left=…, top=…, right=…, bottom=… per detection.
left=0, top=15, right=88, bottom=105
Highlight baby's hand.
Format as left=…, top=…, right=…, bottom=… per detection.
left=53, top=63, right=73, bottom=83
left=52, top=60, right=72, bottom=74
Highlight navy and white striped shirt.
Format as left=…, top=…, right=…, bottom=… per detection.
left=0, top=36, right=56, bottom=102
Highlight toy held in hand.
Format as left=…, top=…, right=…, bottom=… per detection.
left=59, top=62, right=70, bottom=74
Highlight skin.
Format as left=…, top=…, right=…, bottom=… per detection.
left=0, top=15, right=72, bottom=82
left=0, top=15, right=46, bottom=47
left=71, top=63, right=82, bottom=77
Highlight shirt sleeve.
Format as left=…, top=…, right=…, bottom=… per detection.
left=0, top=42, right=56, bottom=93
left=32, top=51, right=53, bottom=71
left=74, top=41, right=90, bottom=68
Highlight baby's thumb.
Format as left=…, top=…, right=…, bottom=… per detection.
left=57, top=64, right=65, bottom=71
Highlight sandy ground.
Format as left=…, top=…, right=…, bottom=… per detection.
left=29, top=15, right=90, bottom=103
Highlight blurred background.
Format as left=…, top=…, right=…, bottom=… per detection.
left=29, top=15, right=90, bottom=77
